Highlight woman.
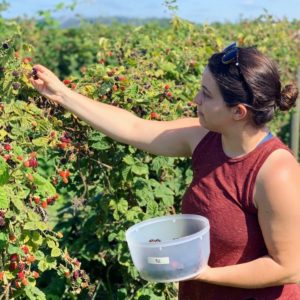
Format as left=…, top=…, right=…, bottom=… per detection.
left=30, top=43, right=300, bottom=299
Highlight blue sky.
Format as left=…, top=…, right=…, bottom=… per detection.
left=2, top=0, right=300, bottom=23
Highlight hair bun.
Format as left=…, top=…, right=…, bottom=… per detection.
left=277, top=83, right=299, bottom=111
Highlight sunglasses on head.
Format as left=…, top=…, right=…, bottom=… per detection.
left=221, top=42, right=254, bottom=105
left=222, top=42, right=240, bottom=65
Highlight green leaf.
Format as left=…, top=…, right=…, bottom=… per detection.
left=38, top=257, right=56, bottom=272
left=32, top=136, right=49, bottom=147
left=131, top=163, right=149, bottom=176
left=12, top=197, right=24, bottom=211
left=27, top=210, right=41, bottom=222
left=32, top=173, right=56, bottom=197
left=24, top=285, right=46, bottom=300
left=0, top=232, right=7, bottom=250
left=91, top=140, right=111, bottom=150
left=7, top=244, right=23, bottom=256
left=0, top=156, right=9, bottom=185
left=51, top=247, right=61, bottom=257
left=32, top=231, right=43, bottom=245
left=123, top=155, right=135, bottom=165
left=35, top=250, right=45, bottom=260
left=0, top=186, right=9, bottom=209
left=0, top=129, right=8, bottom=140
left=24, top=221, right=48, bottom=231
left=47, top=240, right=56, bottom=248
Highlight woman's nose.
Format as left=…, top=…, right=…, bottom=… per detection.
left=194, top=91, right=202, bottom=105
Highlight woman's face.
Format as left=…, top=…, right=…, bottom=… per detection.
left=194, top=67, right=233, bottom=132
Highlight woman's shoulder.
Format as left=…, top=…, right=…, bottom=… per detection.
left=254, top=147, right=300, bottom=208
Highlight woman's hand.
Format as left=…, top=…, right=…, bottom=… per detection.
left=29, top=64, right=70, bottom=104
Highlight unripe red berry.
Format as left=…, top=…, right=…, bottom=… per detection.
left=10, top=261, right=18, bottom=271
left=63, top=79, right=71, bottom=85
left=4, top=143, right=11, bottom=151
left=22, top=245, right=29, bottom=254
left=18, top=271, right=25, bottom=280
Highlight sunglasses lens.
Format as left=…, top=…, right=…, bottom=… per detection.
left=222, top=48, right=237, bottom=64
left=222, top=42, right=237, bottom=53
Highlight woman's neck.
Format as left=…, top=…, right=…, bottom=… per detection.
left=221, top=126, right=269, bottom=158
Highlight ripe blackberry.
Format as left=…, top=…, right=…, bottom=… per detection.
left=2, top=43, right=9, bottom=49
left=12, top=82, right=21, bottom=90
left=12, top=70, right=20, bottom=77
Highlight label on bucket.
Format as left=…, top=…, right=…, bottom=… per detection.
left=147, top=257, right=170, bottom=265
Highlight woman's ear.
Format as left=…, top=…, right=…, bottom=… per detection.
left=231, top=104, right=248, bottom=121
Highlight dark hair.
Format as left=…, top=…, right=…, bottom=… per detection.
left=208, top=47, right=299, bottom=127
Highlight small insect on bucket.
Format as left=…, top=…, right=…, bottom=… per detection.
left=125, top=214, right=210, bottom=282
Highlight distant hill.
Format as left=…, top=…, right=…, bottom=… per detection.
left=60, top=15, right=172, bottom=28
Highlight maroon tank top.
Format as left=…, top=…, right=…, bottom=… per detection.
left=179, top=131, right=300, bottom=300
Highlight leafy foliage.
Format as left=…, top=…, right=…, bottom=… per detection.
left=0, top=9, right=299, bottom=300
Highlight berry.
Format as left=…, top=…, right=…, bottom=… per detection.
left=0, top=272, right=4, bottom=281
left=32, top=271, right=39, bottom=279
left=58, top=142, right=68, bottom=150
left=50, top=131, right=56, bottom=138
left=112, top=84, right=118, bottom=92
left=4, top=143, right=11, bottom=151
left=59, top=170, right=66, bottom=178
left=12, top=82, right=21, bottom=90
left=63, top=79, right=71, bottom=85
left=33, top=196, right=40, bottom=204
left=57, top=232, right=63, bottom=239
left=72, top=270, right=80, bottom=281
left=0, top=216, right=5, bottom=227
left=10, top=253, right=19, bottom=262
left=0, top=66, right=5, bottom=73
left=26, top=254, right=36, bottom=264
left=166, top=91, right=172, bottom=97
left=41, top=201, right=47, bottom=209
left=107, top=70, right=114, bottom=77
left=29, top=158, right=38, bottom=168
left=23, top=160, right=30, bottom=168
left=21, top=278, right=28, bottom=286
left=22, top=245, right=29, bottom=254
left=9, top=261, right=18, bottom=271
left=18, top=271, right=25, bottom=280
left=23, top=57, right=32, bottom=64
left=2, top=43, right=9, bottom=49
left=12, top=70, right=20, bottom=77
left=26, top=174, right=34, bottom=182
left=164, top=84, right=170, bottom=90
left=62, top=177, right=69, bottom=184
left=18, top=263, right=25, bottom=271
left=9, top=233, right=16, bottom=242
left=14, top=280, right=21, bottom=289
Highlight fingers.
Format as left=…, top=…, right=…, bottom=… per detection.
left=34, top=70, right=49, bottom=84
left=33, top=64, right=49, bottom=74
